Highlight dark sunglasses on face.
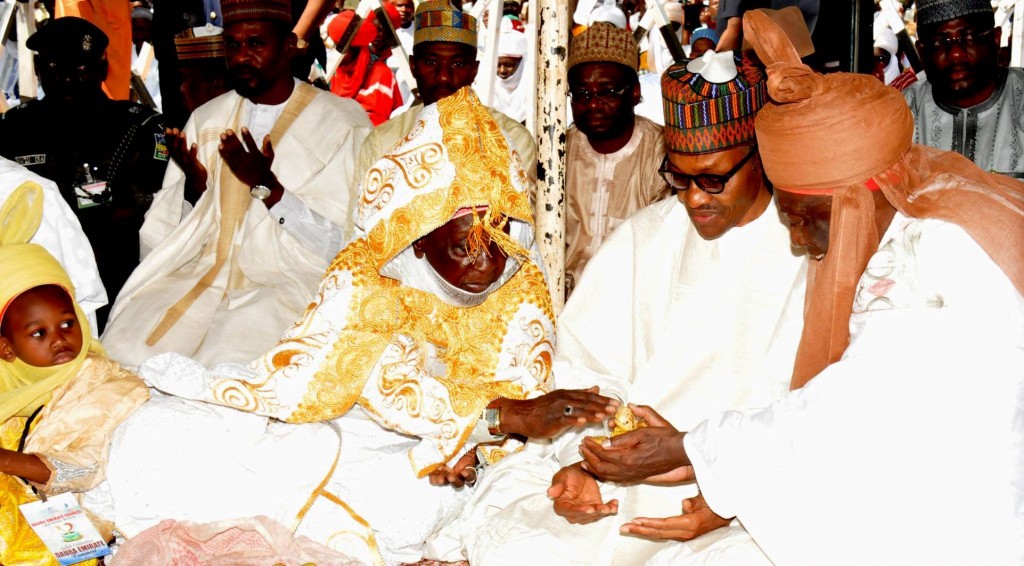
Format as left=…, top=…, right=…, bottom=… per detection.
left=658, top=145, right=758, bottom=194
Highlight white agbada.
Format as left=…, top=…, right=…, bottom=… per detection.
left=102, top=83, right=372, bottom=367
left=0, top=157, right=106, bottom=327
left=462, top=196, right=807, bottom=565
left=904, top=68, right=1024, bottom=178
left=678, top=213, right=1024, bottom=565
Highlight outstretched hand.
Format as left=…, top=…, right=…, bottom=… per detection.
left=620, top=492, right=731, bottom=541
left=548, top=462, right=618, bottom=525
left=498, top=387, right=618, bottom=439
left=579, top=404, right=689, bottom=483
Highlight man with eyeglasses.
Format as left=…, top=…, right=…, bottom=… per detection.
left=904, top=0, right=1024, bottom=177
left=460, top=49, right=806, bottom=566
left=563, top=22, right=672, bottom=297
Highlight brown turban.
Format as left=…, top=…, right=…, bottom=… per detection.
left=744, top=9, right=1024, bottom=390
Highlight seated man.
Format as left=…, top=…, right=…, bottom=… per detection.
left=354, top=1, right=537, bottom=192
left=461, top=50, right=806, bottom=565
left=584, top=12, right=1024, bottom=564
left=102, top=0, right=373, bottom=367
left=91, top=88, right=614, bottom=566
left=904, top=0, right=1023, bottom=177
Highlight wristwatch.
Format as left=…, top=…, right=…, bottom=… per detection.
left=484, top=399, right=503, bottom=437
left=250, top=184, right=272, bottom=200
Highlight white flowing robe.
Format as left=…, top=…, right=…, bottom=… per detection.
left=679, top=213, right=1024, bottom=565
left=102, top=86, right=372, bottom=367
left=904, top=68, right=1024, bottom=178
left=462, top=197, right=807, bottom=565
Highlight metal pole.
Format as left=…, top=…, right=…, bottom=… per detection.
left=534, top=0, right=567, bottom=311
left=15, top=0, right=35, bottom=101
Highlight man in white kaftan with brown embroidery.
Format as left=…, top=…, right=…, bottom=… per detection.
left=461, top=51, right=806, bottom=566
left=102, top=0, right=372, bottom=367
left=564, top=23, right=671, bottom=295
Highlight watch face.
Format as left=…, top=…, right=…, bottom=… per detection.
left=250, top=184, right=272, bottom=200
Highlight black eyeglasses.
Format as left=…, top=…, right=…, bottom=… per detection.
left=658, top=145, right=757, bottom=194
left=924, top=27, right=996, bottom=51
left=569, top=85, right=630, bottom=104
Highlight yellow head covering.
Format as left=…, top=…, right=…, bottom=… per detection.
left=0, top=183, right=101, bottom=424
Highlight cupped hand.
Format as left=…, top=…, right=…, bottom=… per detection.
left=165, top=127, right=208, bottom=200
left=620, top=492, right=731, bottom=541
left=579, top=404, right=688, bottom=483
left=548, top=462, right=618, bottom=525
left=499, top=387, right=618, bottom=439
left=218, top=127, right=276, bottom=188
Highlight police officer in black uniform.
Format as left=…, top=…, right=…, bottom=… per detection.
left=0, top=17, right=169, bottom=330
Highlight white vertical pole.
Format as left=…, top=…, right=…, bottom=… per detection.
left=534, top=0, right=567, bottom=311
left=15, top=0, right=35, bottom=101
left=1012, top=2, right=1023, bottom=67
left=474, top=0, right=502, bottom=107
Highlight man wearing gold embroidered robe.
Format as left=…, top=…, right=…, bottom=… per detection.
left=88, top=88, right=595, bottom=566
left=101, top=0, right=373, bottom=367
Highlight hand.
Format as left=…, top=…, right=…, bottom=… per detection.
left=218, top=128, right=282, bottom=205
left=429, top=450, right=478, bottom=488
left=620, top=492, right=731, bottom=541
left=497, top=387, right=618, bottom=439
left=165, top=127, right=208, bottom=203
left=548, top=462, right=618, bottom=525
left=579, top=404, right=688, bottom=483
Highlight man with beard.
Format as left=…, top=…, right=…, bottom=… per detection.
left=101, top=0, right=372, bottom=368
left=904, top=0, right=1023, bottom=177
left=563, top=22, right=670, bottom=295
left=0, top=17, right=167, bottom=330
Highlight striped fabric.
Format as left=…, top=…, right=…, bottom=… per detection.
left=175, top=31, right=225, bottom=62
left=661, top=59, right=766, bottom=154
left=414, top=1, right=478, bottom=47
left=221, top=0, right=292, bottom=26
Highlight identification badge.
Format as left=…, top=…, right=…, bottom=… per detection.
left=15, top=154, right=46, bottom=166
left=19, top=492, right=111, bottom=565
left=75, top=181, right=108, bottom=209
left=154, top=133, right=169, bottom=161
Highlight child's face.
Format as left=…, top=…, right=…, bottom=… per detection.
left=0, top=286, right=83, bottom=367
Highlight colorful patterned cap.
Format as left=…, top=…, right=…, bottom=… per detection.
left=916, top=0, right=993, bottom=27
left=661, top=51, right=766, bottom=154
left=414, top=1, right=478, bottom=48
left=221, top=0, right=292, bottom=26
left=175, top=26, right=226, bottom=62
left=568, top=22, right=639, bottom=71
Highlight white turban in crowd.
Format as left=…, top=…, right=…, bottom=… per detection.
left=873, top=16, right=901, bottom=85
left=497, top=18, right=527, bottom=93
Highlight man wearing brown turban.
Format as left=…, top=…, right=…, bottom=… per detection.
left=580, top=9, right=1024, bottom=565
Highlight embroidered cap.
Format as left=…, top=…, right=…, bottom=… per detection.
left=221, top=0, right=293, bottom=26
left=26, top=17, right=109, bottom=61
left=568, top=22, right=639, bottom=72
left=661, top=50, right=766, bottom=154
left=174, top=26, right=226, bottom=62
left=916, top=0, right=994, bottom=27
left=414, top=1, right=478, bottom=48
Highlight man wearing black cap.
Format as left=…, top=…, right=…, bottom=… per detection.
left=0, top=17, right=169, bottom=330
left=904, top=0, right=1024, bottom=177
